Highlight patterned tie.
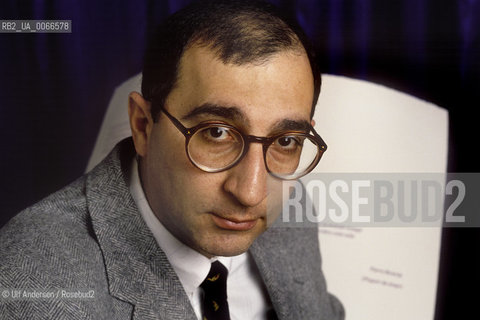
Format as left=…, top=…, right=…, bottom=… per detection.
left=200, top=261, right=230, bottom=320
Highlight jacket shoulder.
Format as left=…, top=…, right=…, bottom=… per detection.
left=0, top=175, right=103, bottom=283
left=0, top=176, right=129, bottom=319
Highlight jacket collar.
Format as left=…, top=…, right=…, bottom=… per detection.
left=86, top=138, right=197, bottom=319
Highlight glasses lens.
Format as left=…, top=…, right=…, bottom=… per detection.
left=188, top=125, right=244, bottom=172
left=266, top=133, right=321, bottom=179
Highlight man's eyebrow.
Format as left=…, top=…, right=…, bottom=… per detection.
left=182, top=103, right=311, bottom=133
left=181, top=103, right=248, bottom=123
left=271, top=119, right=311, bottom=133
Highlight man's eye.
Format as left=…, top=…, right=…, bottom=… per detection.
left=277, top=136, right=299, bottom=148
left=198, top=126, right=234, bottom=143
left=207, top=127, right=229, bottom=139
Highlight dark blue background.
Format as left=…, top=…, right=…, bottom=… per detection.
left=1, top=0, right=479, bottom=319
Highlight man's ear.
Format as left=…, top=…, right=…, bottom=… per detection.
left=128, top=91, right=153, bottom=157
left=310, top=119, right=316, bottom=127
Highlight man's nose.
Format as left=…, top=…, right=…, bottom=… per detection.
left=223, top=143, right=268, bottom=207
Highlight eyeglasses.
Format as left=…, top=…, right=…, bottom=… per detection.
left=159, top=106, right=327, bottom=180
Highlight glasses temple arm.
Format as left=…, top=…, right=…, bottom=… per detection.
left=310, top=125, right=328, bottom=151
left=159, top=106, right=191, bottom=135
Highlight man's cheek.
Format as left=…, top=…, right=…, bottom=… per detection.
left=265, top=177, right=288, bottom=226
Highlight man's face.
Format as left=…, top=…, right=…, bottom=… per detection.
left=136, top=45, right=314, bottom=257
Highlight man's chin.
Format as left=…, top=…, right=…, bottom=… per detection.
left=196, top=233, right=260, bottom=258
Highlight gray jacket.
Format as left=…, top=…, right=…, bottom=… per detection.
left=0, top=138, right=344, bottom=320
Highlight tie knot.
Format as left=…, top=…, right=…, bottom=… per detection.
left=203, top=261, right=228, bottom=285
left=200, top=261, right=230, bottom=320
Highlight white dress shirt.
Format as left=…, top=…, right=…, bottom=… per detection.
left=128, top=158, right=272, bottom=319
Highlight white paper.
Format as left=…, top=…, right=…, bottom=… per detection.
left=313, top=75, right=448, bottom=320
left=86, top=74, right=141, bottom=172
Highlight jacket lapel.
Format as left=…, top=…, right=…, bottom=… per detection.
left=86, top=139, right=197, bottom=320
left=250, top=226, right=314, bottom=320
left=250, top=228, right=291, bottom=320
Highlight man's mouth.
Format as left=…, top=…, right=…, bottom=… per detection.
left=210, top=213, right=258, bottom=231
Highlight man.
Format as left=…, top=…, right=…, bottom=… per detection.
left=0, top=1, right=344, bottom=319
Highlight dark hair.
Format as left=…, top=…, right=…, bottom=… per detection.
left=142, top=0, right=321, bottom=121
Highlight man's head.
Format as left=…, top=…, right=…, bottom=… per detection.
left=141, top=0, right=320, bottom=121
left=129, top=0, right=321, bottom=257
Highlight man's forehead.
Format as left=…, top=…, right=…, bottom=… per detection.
left=177, top=44, right=310, bottom=87
left=167, top=45, right=314, bottom=133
